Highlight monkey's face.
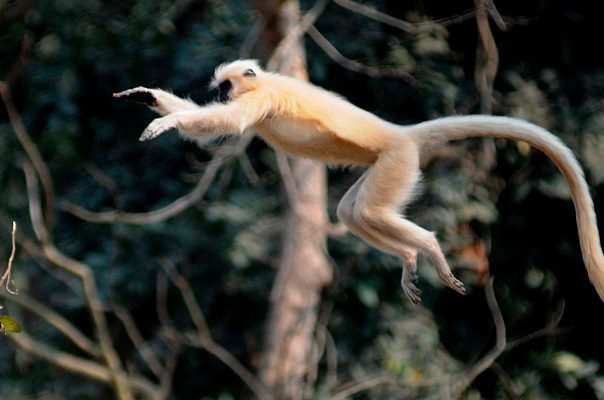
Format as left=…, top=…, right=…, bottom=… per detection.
left=212, top=60, right=261, bottom=103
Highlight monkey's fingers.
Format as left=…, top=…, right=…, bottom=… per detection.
left=140, top=117, right=175, bottom=141
left=113, top=87, right=158, bottom=107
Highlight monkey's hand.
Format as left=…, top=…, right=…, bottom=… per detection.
left=140, top=115, right=178, bottom=141
left=113, top=87, right=158, bottom=107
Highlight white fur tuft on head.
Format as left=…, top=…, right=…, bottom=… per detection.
left=211, top=59, right=263, bottom=88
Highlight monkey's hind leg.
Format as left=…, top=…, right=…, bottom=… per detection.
left=352, top=147, right=466, bottom=295
left=337, top=172, right=422, bottom=304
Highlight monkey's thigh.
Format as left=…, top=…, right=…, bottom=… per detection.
left=353, top=149, right=466, bottom=294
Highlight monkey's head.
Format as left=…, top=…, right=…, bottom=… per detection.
left=211, top=60, right=262, bottom=103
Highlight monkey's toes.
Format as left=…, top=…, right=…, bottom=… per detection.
left=401, top=278, right=422, bottom=305
left=438, top=271, right=466, bottom=295
left=450, top=277, right=466, bottom=295
left=114, top=88, right=158, bottom=106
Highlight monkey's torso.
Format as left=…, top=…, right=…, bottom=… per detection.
left=248, top=75, right=409, bottom=166
left=254, top=117, right=379, bottom=165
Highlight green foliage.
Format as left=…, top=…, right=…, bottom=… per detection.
left=0, top=315, right=21, bottom=333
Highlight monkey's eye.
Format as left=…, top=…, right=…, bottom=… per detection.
left=243, top=68, right=256, bottom=77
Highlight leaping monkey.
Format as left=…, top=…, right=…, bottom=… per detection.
left=115, top=60, right=604, bottom=304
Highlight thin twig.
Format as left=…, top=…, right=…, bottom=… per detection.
left=454, top=277, right=506, bottom=397
left=159, top=259, right=272, bottom=400
left=8, top=330, right=158, bottom=399
left=158, top=339, right=182, bottom=400
left=506, top=299, right=568, bottom=351
left=490, top=362, right=523, bottom=400
left=330, top=375, right=396, bottom=400
left=0, top=290, right=102, bottom=357
left=23, top=161, right=134, bottom=400
left=0, top=221, right=18, bottom=294
left=474, top=0, right=500, bottom=114
left=0, top=82, right=55, bottom=229
left=275, top=152, right=299, bottom=208
left=61, top=135, right=253, bottom=224
left=333, top=0, right=442, bottom=34
left=238, top=153, right=261, bottom=186
left=112, top=302, right=164, bottom=379
left=267, top=0, right=329, bottom=71
left=485, top=0, right=507, bottom=31
left=158, top=258, right=211, bottom=337
left=307, top=25, right=416, bottom=83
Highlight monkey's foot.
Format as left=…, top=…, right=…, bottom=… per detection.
left=113, top=87, right=158, bottom=106
left=140, top=116, right=175, bottom=141
left=401, top=272, right=422, bottom=305
left=441, top=272, right=466, bottom=295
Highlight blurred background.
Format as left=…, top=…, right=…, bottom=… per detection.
left=1, top=0, right=604, bottom=399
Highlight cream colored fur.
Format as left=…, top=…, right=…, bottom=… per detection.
left=114, top=60, right=604, bottom=303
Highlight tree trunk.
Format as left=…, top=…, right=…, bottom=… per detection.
left=252, top=1, right=333, bottom=398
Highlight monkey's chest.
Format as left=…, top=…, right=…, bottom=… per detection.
left=254, top=118, right=378, bottom=166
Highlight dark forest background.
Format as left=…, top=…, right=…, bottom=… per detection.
left=1, top=0, right=604, bottom=399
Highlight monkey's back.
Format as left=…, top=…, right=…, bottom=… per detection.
left=252, top=74, right=410, bottom=165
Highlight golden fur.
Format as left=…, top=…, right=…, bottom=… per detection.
left=114, top=60, right=604, bottom=303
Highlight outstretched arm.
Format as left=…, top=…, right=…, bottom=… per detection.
left=113, top=87, right=201, bottom=115
left=138, top=99, right=264, bottom=141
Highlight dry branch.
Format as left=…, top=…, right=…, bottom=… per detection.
left=333, top=0, right=441, bottom=34
left=454, top=277, right=506, bottom=397
left=266, top=0, right=329, bottom=72
left=0, top=221, right=17, bottom=294
left=474, top=0, right=500, bottom=114
left=8, top=330, right=158, bottom=399
left=0, top=82, right=55, bottom=228
left=0, top=290, right=102, bottom=358
left=22, top=161, right=134, bottom=400
left=307, top=25, right=415, bottom=82
left=112, top=302, right=164, bottom=379
left=159, top=259, right=273, bottom=400
left=61, top=135, right=253, bottom=224
left=330, top=375, right=396, bottom=400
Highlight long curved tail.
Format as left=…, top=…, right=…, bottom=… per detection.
left=408, top=115, right=604, bottom=300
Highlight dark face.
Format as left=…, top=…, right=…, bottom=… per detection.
left=213, top=67, right=257, bottom=103
left=216, top=80, right=232, bottom=103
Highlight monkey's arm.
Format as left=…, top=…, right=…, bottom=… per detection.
left=139, top=100, right=262, bottom=141
left=113, top=87, right=201, bottom=116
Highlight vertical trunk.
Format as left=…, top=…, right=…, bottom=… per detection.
left=252, top=1, right=333, bottom=398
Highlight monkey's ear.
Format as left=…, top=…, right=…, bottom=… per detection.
left=243, top=68, right=256, bottom=77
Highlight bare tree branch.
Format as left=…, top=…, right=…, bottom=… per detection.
left=0, top=290, right=102, bottom=358
left=61, top=135, right=253, bottom=224
left=22, top=161, right=134, bottom=400
left=7, top=330, right=158, bottom=399
left=505, top=299, right=568, bottom=351
left=112, top=302, right=164, bottom=379
left=159, top=342, right=182, bottom=400
left=474, top=0, right=500, bottom=114
left=489, top=362, right=523, bottom=400
left=0, top=82, right=55, bottom=229
left=307, top=25, right=416, bottom=83
left=333, top=0, right=442, bottom=34
left=159, top=259, right=273, bottom=400
left=266, top=0, right=329, bottom=71
left=275, top=152, right=300, bottom=208
left=330, top=375, right=396, bottom=400
left=0, top=221, right=17, bottom=294
left=159, top=258, right=211, bottom=337
left=454, top=277, right=506, bottom=397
